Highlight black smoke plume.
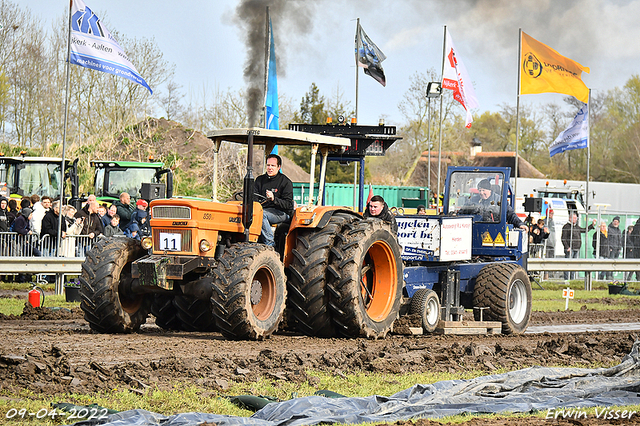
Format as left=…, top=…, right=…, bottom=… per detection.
left=234, top=0, right=316, bottom=127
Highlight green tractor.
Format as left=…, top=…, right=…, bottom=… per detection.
left=0, top=154, right=81, bottom=208
left=0, top=154, right=173, bottom=207
left=91, top=159, right=173, bottom=204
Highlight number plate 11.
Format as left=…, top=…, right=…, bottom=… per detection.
left=159, top=233, right=182, bottom=251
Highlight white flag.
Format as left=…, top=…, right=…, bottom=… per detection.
left=70, top=0, right=152, bottom=93
left=549, top=103, right=589, bottom=157
left=442, top=31, right=478, bottom=128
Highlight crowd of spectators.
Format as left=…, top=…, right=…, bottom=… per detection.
left=0, top=191, right=151, bottom=260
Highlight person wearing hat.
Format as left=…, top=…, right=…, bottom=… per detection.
left=467, top=178, right=527, bottom=230
left=124, top=199, right=150, bottom=238
left=12, top=207, right=33, bottom=236
left=607, top=216, right=623, bottom=280
left=0, top=197, right=9, bottom=232
left=136, top=198, right=149, bottom=209
left=12, top=207, right=42, bottom=260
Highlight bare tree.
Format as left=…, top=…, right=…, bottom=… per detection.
left=158, top=75, right=184, bottom=121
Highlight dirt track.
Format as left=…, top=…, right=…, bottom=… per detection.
left=0, top=300, right=638, bottom=401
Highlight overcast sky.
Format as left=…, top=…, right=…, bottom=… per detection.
left=25, top=0, right=640, bottom=127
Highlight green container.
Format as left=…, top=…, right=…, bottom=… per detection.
left=401, top=198, right=427, bottom=208
left=292, top=182, right=428, bottom=209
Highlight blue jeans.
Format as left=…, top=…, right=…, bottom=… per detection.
left=260, top=208, right=289, bottom=247
left=564, top=249, right=579, bottom=280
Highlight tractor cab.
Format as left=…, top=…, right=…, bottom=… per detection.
left=444, top=166, right=526, bottom=259
left=91, top=159, right=173, bottom=204
left=0, top=154, right=80, bottom=208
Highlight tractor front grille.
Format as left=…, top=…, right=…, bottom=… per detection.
left=152, top=228, right=193, bottom=252
left=152, top=206, right=191, bottom=219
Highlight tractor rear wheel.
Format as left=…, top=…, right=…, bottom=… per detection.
left=211, top=243, right=286, bottom=340
left=151, top=294, right=217, bottom=332
left=151, top=294, right=183, bottom=330
left=327, top=219, right=403, bottom=339
left=287, top=212, right=355, bottom=337
left=473, top=263, right=532, bottom=334
left=79, top=238, right=151, bottom=333
left=174, top=296, right=217, bottom=332
left=410, top=289, right=441, bottom=333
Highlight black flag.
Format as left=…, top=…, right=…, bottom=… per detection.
left=355, top=22, right=387, bottom=87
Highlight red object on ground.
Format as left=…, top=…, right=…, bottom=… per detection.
left=28, top=289, right=41, bottom=308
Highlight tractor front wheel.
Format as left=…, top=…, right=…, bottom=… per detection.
left=211, top=243, right=286, bottom=340
left=79, top=238, right=151, bottom=333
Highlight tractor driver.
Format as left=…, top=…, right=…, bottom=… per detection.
left=469, top=179, right=528, bottom=231
left=254, top=154, right=294, bottom=247
left=364, top=195, right=398, bottom=234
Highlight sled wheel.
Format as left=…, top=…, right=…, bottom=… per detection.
left=211, top=243, right=286, bottom=340
left=79, top=238, right=150, bottom=333
left=327, top=219, right=403, bottom=339
left=473, top=263, right=532, bottom=334
left=410, top=289, right=441, bottom=334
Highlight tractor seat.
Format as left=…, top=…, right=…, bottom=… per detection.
left=274, top=219, right=292, bottom=255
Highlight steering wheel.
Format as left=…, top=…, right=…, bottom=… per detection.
left=457, top=205, right=481, bottom=216
left=231, top=191, right=268, bottom=204
left=253, top=193, right=268, bottom=204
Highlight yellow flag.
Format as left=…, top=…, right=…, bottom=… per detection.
left=520, top=32, right=590, bottom=103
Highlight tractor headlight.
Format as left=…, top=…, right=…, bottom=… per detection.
left=199, top=239, right=212, bottom=252
left=141, top=236, right=153, bottom=250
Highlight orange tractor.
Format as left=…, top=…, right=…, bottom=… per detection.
left=79, top=128, right=403, bottom=340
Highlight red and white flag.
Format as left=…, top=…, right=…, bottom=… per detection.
left=442, top=31, right=479, bottom=128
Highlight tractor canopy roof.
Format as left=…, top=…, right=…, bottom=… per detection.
left=90, top=160, right=165, bottom=169
left=0, top=156, right=71, bottom=164
left=207, top=128, right=351, bottom=148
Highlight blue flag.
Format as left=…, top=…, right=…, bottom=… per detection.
left=265, top=17, right=278, bottom=131
left=69, top=0, right=152, bottom=94
left=549, top=103, right=589, bottom=157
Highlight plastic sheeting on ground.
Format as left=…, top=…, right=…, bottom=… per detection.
left=68, top=341, right=640, bottom=426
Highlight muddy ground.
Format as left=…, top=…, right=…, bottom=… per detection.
left=0, top=292, right=639, bottom=425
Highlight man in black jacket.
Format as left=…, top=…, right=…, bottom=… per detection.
left=75, top=200, right=104, bottom=239
left=0, top=197, right=8, bottom=232
left=561, top=211, right=596, bottom=280
left=607, top=216, right=622, bottom=279
left=467, top=179, right=528, bottom=230
left=364, top=195, right=398, bottom=234
left=254, top=154, right=294, bottom=247
left=41, top=200, right=66, bottom=255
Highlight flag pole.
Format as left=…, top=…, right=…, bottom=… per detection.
left=355, top=18, right=359, bottom=122
left=436, top=25, right=446, bottom=209
left=585, top=89, right=591, bottom=221
left=56, top=0, right=73, bottom=263
left=262, top=6, right=270, bottom=130
left=514, top=28, right=522, bottom=198
left=353, top=18, right=360, bottom=210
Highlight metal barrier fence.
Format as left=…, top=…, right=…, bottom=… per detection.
left=0, top=232, right=94, bottom=258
